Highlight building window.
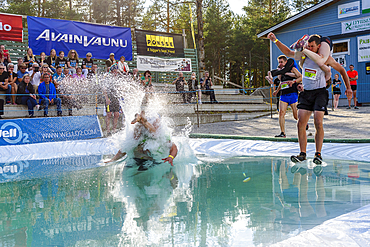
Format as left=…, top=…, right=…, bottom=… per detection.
left=332, top=39, right=350, bottom=55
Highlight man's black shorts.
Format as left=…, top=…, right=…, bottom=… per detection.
left=297, top=87, right=328, bottom=112
left=320, top=36, right=333, bottom=50
left=351, top=84, right=357, bottom=91
left=106, top=96, right=120, bottom=113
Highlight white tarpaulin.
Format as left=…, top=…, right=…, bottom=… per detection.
left=137, top=55, right=192, bottom=72
left=358, top=35, right=370, bottom=62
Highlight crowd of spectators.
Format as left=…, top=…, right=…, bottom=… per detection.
left=0, top=44, right=209, bottom=120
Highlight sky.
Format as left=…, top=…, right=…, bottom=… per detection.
left=228, top=0, right=247, bottom=15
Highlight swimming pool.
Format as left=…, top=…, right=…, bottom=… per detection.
left=1, top=138, right=370, bottom=246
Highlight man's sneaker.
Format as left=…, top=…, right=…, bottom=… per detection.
left=313, top=152, right=323, bottom=165
left=6, top=101, right=11, bottom=105
left=290, top=34, right=309, bottom=51
left=275, top=132, right=286, bottom=138
left=306, top=124, right=309, bottom=130
left=38, top=105, right=44, bottom=111
left=198, top=100, right=202, bottom=105
left=347, top=106, right=351, bottom=109
left=35, top=105, right=40, bottom=111
left=291, top=152, right=306, bottom=163
left=354, top=106, right=359, bottom=109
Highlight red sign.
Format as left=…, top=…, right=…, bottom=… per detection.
left=0, top=13, right=23, bottom=42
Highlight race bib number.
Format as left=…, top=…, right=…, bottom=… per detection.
left=281, top=82, right=289, bottom=89
left=304, top=68, right=317, bottom=80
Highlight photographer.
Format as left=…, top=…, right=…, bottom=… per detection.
left=142, top=70, right=153, bottom=90
left=187, top=72, right=201, bottom=104
left=172, top=72, right=188, bottom=103
left=200, top=71, right=218, bottom=103
left=29, top=63, right=42, bottom=94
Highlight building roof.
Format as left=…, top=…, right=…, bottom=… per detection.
left=257, top=0, right=341, bottom=38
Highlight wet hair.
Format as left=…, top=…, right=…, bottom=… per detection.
left=308, top=35, right=321, bottom=45
left=277, top=55, right=287, bottom=61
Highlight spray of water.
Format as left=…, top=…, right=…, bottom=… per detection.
left=60, top=72, right=196, bottom=164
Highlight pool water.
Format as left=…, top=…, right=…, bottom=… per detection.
left=1, top=155, right=370, bottom=246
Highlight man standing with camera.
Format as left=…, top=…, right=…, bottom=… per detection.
left=29, top=63, right=42, bottom=94
left=172, top=72, right=188, bottom=103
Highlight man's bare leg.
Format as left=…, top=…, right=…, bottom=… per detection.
left=313, top=111, right=325, bottom=153
left=105, top=150, right=127, bottom=163
left=278, top=101, right=288, bottom=135
left=291, top=102, right=298, bottom=120
left=297, top=109, right=312, bottom=153
left=106, top=112, right=112, bottom=134
left=353, top=90, right=357, bottom=107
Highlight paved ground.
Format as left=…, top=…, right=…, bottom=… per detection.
left=188, top=106, right=370, bottom=139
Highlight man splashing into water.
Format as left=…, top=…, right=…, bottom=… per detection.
left=106, top=111, right=178, bottom=169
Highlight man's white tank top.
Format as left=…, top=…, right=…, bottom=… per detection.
left=302, top=57, right=326, bottom=90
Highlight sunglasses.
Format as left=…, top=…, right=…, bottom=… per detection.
left=0, top=68, right=4, bottom=70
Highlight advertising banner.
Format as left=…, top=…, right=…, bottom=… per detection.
left=27, top=16, right=132, bottom=60
left=135, top=29, right=184, bottom=57
left=358, top=35, right=370, bottom=62
left=342, top=16, right=370, bottom=34
left=0, top=155, right=102, bottom=183
left=363, top=0, right=370, bottom=14
left=338, top=1, right=360, bottom=19
left=0, top=115, right=102, bottom=146
left=0, top=13, right=23, bottom=42
left=137, top=55, right=191, bottom=72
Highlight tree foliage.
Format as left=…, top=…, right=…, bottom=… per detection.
left=0, top=0, right=319, bottom=88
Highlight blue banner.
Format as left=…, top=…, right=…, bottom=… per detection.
left=0, top=115, right=102, bottom=146
left=27, top=16, right=132, bottom=60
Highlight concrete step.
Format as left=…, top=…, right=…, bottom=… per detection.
left=196, top=103, right=275, bottom=112
left=2, top=104, right=104, bottom=118
left=152, top=83, right=238, bottom=95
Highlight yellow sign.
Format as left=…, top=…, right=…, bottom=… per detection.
left=146, top=35, right=174, bottom=48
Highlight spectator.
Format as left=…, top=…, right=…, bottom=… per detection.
left=16, top=63, right=28, bottom=84
left=142, top=70, right=153, bottom=89
left=332, top=74, right=341, bottom=110
left=16, top=74, right=40, bottom=118
left=200, top=71, right=218, bottom=103
left=13, top=58, right=23, bottom=73
left=117, top=56, right=130, bottom=75
left=132, top=68, right=141, bottom=83
left=38, top=73, right=62, bottom=117
left=187, top=72, right=202, bottom=104
left=105, top=53, right=115, bottom=72
left=87, top=64, right=98, bottom=79
left=24, top=48, right=37, bottom=69
left=0, top=64, right=11, bottom=104
left=172, top=72, right=188, bottom=103
left=0, top=98, right=3, bottom=118
left=46, top=49, right=57, bottom=73
left=7, top=63, right=18, bottom=105
left=347, top=64, right=359, bottom=109
left=29, top=63, right=42, bottom=94
left=82, top=52, right=94, bottom=77
left=64, top=68, right=71, bottom=78
left=0, top=45, right=12, bottom=68
left=72, top=67, right=85, bottom=79
left=55, top=51, right=67, bottom=69
left=41, top=64, right=53, bottom=79
left=67, top=49, right=79, bottom=75
left=38, top=52, right=48, bottom=68
left=52, top=66, right=65, bottom=87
